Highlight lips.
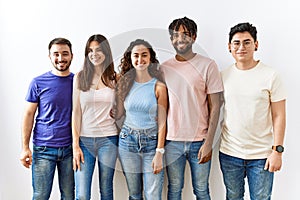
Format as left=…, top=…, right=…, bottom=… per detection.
left=176, top=42, right=187, bottom=49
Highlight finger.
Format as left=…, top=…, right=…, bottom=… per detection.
left=20, top=157, right=31, bottom=168
left=264, top=161, right=269, bottom=171
left=198, top=151, right=202, bottom=161
left=73, top=159, right=77, bottom=171
left=77, top=159, right=81, bottom=171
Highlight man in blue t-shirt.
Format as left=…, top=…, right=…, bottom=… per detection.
left=20, top=38, right=75, bottom=200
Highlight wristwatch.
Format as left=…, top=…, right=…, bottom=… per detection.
left=272, top=145, right=284, bottom=153
left=156, top=148, right=165, bottom=154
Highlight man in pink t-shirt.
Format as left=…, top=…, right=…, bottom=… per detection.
left=161, top=17, right=223, bottom=199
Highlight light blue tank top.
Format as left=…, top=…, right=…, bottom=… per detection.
left=124, top=78, right=157, bottom=129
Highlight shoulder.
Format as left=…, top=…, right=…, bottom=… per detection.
left=161, top=58, right=175, bottom=68
left=155, top=81, right=167, bottom=94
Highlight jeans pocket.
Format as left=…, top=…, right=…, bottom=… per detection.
left=147, top=133, right=158, bottom=140
left=119, top=129, right=128, bottom=139
left=33, top=145, right=47, bottom=153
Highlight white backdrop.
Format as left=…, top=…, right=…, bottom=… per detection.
left=1, top=0, right=299, bottom=199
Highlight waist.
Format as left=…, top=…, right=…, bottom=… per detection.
left=122, top=124, right=157, bottom=135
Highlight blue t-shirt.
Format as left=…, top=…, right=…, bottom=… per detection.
left=25, top=71, right=74, bottom=147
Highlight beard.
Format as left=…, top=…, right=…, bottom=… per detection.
left=174, top=42, right=193, bottom=55
left=52, top=61, right=71, bottom=72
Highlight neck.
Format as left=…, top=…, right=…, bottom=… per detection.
left=52, top=70, right=70, bottom=77
left=235, top=59, right=259, bottom=70
left=94, top=64, right=104, bottom=76
left=175, top=50, right=196, bottom=61
left=135, top=70, right=152, bottom=83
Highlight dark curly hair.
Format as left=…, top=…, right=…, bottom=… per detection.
left=115, top=39, right=164, bottom=119
left=168, top=16, right=197, bottom=39
left=77, top=34, right=116, bottom=91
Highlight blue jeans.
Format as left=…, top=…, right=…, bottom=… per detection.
left=219, top=152, right=274, bottom=200
left=74, top=136, right=118, bottom=200
left=165, top=140, right=211, bottom=200
left=118, top=125, right=164, bottom=200
left=32, top=144, right=74, bottom=200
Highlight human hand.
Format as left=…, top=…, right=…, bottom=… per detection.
left=264, top=151, right=282, bottom=172
left=73, top=146, right=84, bottom=171
left=198, top=145, right=212, bottom=164
left=110, top=108, right=116, bottom=119
left=20, top=148, right=32, bottom=168
left=152, top=152, right=163, bottom=174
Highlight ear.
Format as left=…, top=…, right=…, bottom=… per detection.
left=192, top=34, right=196, bottom=42
left=254, top=40, right=258, bottom=51
left=228, top=43, right=232, bottom=53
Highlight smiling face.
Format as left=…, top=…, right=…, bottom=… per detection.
left=88, top=41, right=106, bottom=66
left=171, top=25, right=195, bottom=56
left=130, top=44, right=151, bottom=71
left=228, top=31, right=258, bottom=63
left=49, top=44, right=73, bottom=75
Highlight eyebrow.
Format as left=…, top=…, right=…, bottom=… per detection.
left=232, top=39, right=252, bottom=43
left=52, top=51, right=70, bottom=54
left=132, top=51, right=148, bottom=54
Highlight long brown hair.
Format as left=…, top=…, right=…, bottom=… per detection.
left=115, top=39, right=164, bottom=118
left=77, top=34, right=116, bottom=91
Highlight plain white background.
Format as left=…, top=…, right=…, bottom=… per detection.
left=1, top=0, right=299, bottom=199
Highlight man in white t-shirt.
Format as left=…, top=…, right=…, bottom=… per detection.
left=219, top=22, right=287, bottom=200
left=161, top=16, right=223, bottom=200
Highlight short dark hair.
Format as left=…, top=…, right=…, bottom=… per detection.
left=48, top=37, right=73, bottom=54
left=229, top=22, right=257, bottom=43
left=168, top=16, right=197, bottom=38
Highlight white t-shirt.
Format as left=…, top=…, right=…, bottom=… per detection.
left=220, top=61, right=286, bottom=159
left=161, top=54, right=223, bottom=141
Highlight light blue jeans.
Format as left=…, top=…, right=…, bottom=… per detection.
left=32, top=144, right=74, bottom=200
left=118, top=125, right=164, bottom=200
left=74, top=136, right=118, bottom=200
left=219, top=152, right=274, bottom=200
left=165, top=140, right=211, bottom=200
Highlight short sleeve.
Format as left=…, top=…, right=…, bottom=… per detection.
left=206, top=61, right=224, bottom=94
left=270, top=71, right=287, bottom=102
left=25, top=79, right=39, bottom=103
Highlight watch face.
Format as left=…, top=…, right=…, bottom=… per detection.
left=276, top=145, right=284, bottom=152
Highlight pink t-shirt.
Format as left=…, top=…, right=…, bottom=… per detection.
left=161, top=54, right=223, bottom=141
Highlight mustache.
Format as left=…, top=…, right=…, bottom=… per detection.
left=56, top=61, right=68, bottom=64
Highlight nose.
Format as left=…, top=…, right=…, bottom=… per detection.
left=138, top=55, right=143, bottom=64
left=178, top=33, right=185, bottom=40
left=238, top=42, right=248, bottom=50
left=58, top=54, right=63, bottom=61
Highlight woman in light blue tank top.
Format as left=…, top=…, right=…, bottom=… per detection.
left=115, top=39, right=168, bottom=200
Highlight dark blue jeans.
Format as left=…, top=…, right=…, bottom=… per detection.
left=219, top=152, right=274, bottom=200
left=165, top=140, right=211, bottom=200
left=32, top=144, right=74, bottom=200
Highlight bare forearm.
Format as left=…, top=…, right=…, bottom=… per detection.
left=21, top=104, right=37, bottom=149
left=22, top=117, right=34, bottom=149
left=205, top=92, right=223, bottom=147
left=271, top=100, right=286, bottom=146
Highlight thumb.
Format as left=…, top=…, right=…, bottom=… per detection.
left=264, top=160, right=269, bottom=170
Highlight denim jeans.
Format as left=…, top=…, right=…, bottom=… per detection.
left=165, top=140, right=211, bottom=200
left=219, top=152, right=274, bottom=200
left=32, top=144, right=74, bottom=200
left=118, top=125, right=164, bottom=200
left=74, top=136, right=118, bottom=200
